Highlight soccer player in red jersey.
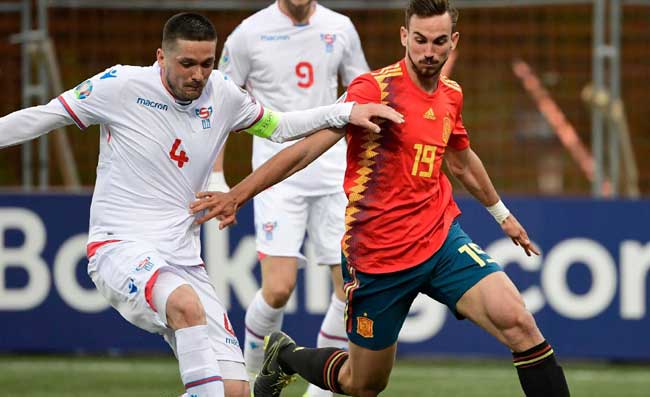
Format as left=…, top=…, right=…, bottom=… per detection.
left=191, top=1, right=570, bottom=396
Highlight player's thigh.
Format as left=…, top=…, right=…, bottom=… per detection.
left=456, top=271, right=542, bottom=349
left=420, top=221, right=502, bottom=320
left=342, top=257, right=421, bottom=351
left=88, top=240, right=176, bottom=334
left=306, top=191, right=347, bottom=266
left=165, top=266, right=246, bottom=366
left=342, top=341, right=396, bottom=392
left=253, top=187, right=308, bottom=261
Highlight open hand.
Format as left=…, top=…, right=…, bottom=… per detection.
left=190, top=191, right=239, bottom=229
left=349, top=103, right=404, bottom=133
left=500, top=214, right=540, bottom=256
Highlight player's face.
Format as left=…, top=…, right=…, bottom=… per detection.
left=157, top=39, right=217, bottom=101
left=401, top=13, right=459, bottom=80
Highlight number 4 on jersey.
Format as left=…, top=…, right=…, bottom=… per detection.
left=169, top=138, right=189, bottom=168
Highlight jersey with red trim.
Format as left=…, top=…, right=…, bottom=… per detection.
left=218, top=1, right=368, bottom=195
left=58, top=63, right=262, bottom=266
left=342, top=59, right=469, bottom=274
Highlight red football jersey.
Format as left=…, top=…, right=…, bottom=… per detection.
left=343, top=59, right=470, bottom=274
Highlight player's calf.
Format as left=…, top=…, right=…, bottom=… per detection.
left=339, top=370, right=388, bottom=397
left=491, top=298, right=570, bottom=396
left=223, top=379, right=250, bottom=397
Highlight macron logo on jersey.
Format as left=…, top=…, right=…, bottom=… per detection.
left=136, top=97, right=168, bottom=112
left=260, top=34, right=290, bottom=41
left=100, top=69, right=118, bottom=79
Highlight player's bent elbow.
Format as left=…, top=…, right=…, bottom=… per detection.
left=447, top=161, right=467, bottom=180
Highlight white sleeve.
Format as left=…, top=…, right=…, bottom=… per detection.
left=220, top=74, right=265, bottom=132
left=221, top=72, right=353, bottom=143
left=218, top=26, right=249, bottom=87
left=269, top=102, right=354, bottom=143
left=57, top=65, right=125, bottom=130
left=0, top=99, right=73, bottom=149
left=339, top=19, right=370, bottom=86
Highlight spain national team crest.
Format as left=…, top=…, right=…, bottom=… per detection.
left=320, top=33, right=336, bottom=53
left=356, top=316, right=374, bottom=338
left=442, top=113, right=452, bottom=144
left=74, top=80, right=93, bottom=100
left=195, top=106, right=213, bottom=129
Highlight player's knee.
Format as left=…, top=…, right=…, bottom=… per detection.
left=263, top=281, right=295, bottom=307
left=488, top=291, right=526, bottom=329
left=347, top=376, right=388, bottom=397
left=166, top=285, right=206, bottom=329
left=224, top=380, right=249, bottom=397
left=498, top=308, right=539, bottom=347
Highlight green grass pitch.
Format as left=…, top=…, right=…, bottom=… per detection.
left=1, top=355, right=648, bottom=396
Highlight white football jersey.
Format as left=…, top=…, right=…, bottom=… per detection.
left=219, top=1, right=369, bottom=195
left=58, top=63, right=261, bottom=266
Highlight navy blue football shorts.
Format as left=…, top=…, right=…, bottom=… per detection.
left=342, top=220, right=502, bottom=351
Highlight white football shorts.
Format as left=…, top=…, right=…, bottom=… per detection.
left=87, top=240, right=247, bottom=381
left=253, top=188, right=347, bottom=266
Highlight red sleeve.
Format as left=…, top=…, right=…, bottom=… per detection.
left=345, top=73, right=381, bottom=105
left=448, top=91, right=470, bottom=150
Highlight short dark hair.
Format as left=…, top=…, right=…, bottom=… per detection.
left=162, top=12, right=217, bottom=50
left=405, top=0, right=459, bottom=31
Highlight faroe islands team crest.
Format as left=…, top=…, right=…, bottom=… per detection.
left=195, top=106, right=213, bottom=129
left=321, top=33, right=336, bottom=53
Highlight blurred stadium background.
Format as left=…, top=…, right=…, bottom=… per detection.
left=1, top=1, right=649, bottom=396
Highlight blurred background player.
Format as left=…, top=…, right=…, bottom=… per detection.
left=214, top=1, right=369, bottom=395
left=0, top=11, right=400, bottom=397
left=191, top=1, right=571, bottom=396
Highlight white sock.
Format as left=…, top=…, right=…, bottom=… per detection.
left=244, top=289, right=285, bottom=376
left=176, top=325, right=224, bottom=397
left=317, top=294, right=348, bottom=349
left=304, top=294, right=348, bottom=397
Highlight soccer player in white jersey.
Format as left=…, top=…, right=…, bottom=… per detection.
left=214, top=2, right=369, bottom=395
left=0, top=13, right=402, bottom=397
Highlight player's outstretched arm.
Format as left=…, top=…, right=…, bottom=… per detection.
left=0, top=101, right=73, bottom=149
left=191, top=128, right=347, bottom=228
left=265, top=102, right=403, bottom=143
left=445, top=147, right=540, bottom=256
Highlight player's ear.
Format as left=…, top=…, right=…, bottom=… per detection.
left=400, top=26, right=408, bottom=47
left=451, top=32, right=460, bottom=51
left=156, top=48, right=165, bottom=65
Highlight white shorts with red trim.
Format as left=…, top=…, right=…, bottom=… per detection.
left=253, top=188, right=347, bottom=267
left=87, top=240, right=246, bottom=380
